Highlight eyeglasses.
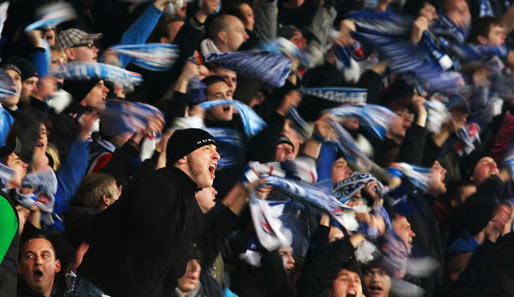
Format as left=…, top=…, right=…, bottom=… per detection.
left=71, top=42, right=94, bottom=49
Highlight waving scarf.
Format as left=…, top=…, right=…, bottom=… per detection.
left=109, top=43, right=179, bottom=71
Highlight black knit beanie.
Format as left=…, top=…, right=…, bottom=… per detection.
left=62, top=79, right=100, bottom=102
left=166, top=128, right=216, bottom=165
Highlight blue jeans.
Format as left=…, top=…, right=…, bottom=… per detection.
left=65, top=273, right=110, bottom=297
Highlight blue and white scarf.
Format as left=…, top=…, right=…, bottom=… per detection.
left=24, top=2, right=76, bottom=32
left=388, top=163, right=432, bottom=192
left=16, top=169, right=58, bottom=225
left=299, top=87, right=367, bottom=105
left=101, top=99, right=164, bottom=136
left=51, top=62, right=143, bottom=86
left=431, top=13, right=470, bottom=44
left=203, top=51, right=293, bottom=87
left=109, top=43, right=180, bottom=71
left=333, top=171, right=381, bottom=200
left=0, top=72, right=18, bottom=99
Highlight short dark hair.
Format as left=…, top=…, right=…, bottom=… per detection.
left=201, top=75, right=228, bottom=88
left=207, top=14, right=232, bottom=40
left=20, top=234, right=57, bottom=259
left=467, top=16, right=501, bottom=43
left=72, top=173, right=117, bottom=209
left=149, top=16, right=186, bottom=43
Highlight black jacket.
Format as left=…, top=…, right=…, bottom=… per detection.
left=77, top=166, right=204, bottom=297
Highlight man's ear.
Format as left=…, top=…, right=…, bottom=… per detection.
left=64, top=47, right=75, bottom=60
left=217, top=31, right=228, bottom=44
left=102, top=194, right=111, bottom=206
left=55, top=259, right=61, bottom=273
left=477, top=35, right=488, bottom=45
left=176, top=156, right=188, bottom=164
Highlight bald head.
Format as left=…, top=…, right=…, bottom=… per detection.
left=208, top=14, right=248, bottom=52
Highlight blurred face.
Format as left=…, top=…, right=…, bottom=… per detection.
left=444, top=0, right=471, bottom=28
left=471, top=156, right=499, bottom=185
left=4, top=69, right=22, bottom=109
left=206, top=81, right=233, bottom=122
left=290, top=31, right=307, bottom=49
left=392, top=215, right=415, bottom=254
left=18, top=238, right=61, bottom=295
left=7, top=153, right=28, bottom=178
left=332, top=157, right=352, bottom=183
left=486, top=25, right=506, bottom=46
left=185, top=144, right=220, bottom=188
left=213, top=68, right=237, bottom=94
left=43, top=29, right=56, bottom=47
left=224, top=16, right=249, bottom=51
left=82, top=80, right=109, bottom=111
left=21, top=76, right=39, bottom=103
left=363, top=267, right=391, bottom=297
left=275, top=143, right=295, bottom=162
left=68, top=42, right=99, bottom=62
left=419, top=3, right=438, bottom=24
left=35, top=123, right=48, bottom=155
left=330, top=269, right=364, bottom=297
left=429, top=161, right=447, bottom=196
left=178, top=259, right=201, bottom=293
left=239, top=3, right=255, bottom=31
left=278, top=246, right=295, bottom=273
left=390, top=108, right=411, bottom=139
left=195, top=186, right=217, bottom=213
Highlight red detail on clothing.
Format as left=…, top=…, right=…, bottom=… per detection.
left=92, top=153, right=113, bottom=173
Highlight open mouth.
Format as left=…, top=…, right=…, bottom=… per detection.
left=208, top=164, right=217, bottom=178
left=369, top=285, right=383, bottom=295
left=222, top=106, right=231, bottom=112
left=33, top=269, right=43, bottom=280
left=36, top=141, right=44, bottom=147
left=346, top=290, right=357, bottom=297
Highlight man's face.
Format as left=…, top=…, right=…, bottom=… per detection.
left=178, top=259, right=201, bottom=293
left=332, top=157, right=352, bottom=183
left=83, top=80, right=109, bottom=111
left=444, top=0, right=471, bottom=28
left=68, top=42, right=99, bottom=62
left=331, top=268, right=364, bottom=297
left=21, top=76, right=39, bottom=103
left=278, top=246, right=295, bottom=273
left=186, top=144, right=220, bottom=188
left=275, top=143, right=295, bottom=162
left=429, top=161, right=447, bottom=196
left=7, top=153, right=28, bottom=178
left=35, top=123, right=48, bottom=156
left=4, top=69, right=22, bottom=108
left=224, top=16, right=249, bottom=52
left=18, top=238, right=61, bottom=295
left=290, top=31, right=307, bottom=49
left=486, top=25, right=506, bottom=46
left=390, top=108, right=411, bottom=139
left=195, top=186, right=217, bottom=213
left=419, top=3, right=438, bottom=24
left=206, top=81, right=233, bottom=122
left=363, top=267, right=391, bottom=297
left=471, top=156, right=499, bottom=185
left=213, top=68, right=237, bottom=94
left=392, top=215, right=415, bottom=254
left=239, top=3, right=255, bottom=31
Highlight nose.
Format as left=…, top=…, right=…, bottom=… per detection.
left=244, top=31, right=249, bottom=40
left=212, top=150, right=220, bottom=160
left=409, top=229, right=416, bottom=237
left=288, top=254, right=295, bottom=265
left=212, top=188, right=218, bottom=196
left=191, top=261, right=201, bottom=273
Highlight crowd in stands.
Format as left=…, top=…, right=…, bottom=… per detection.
left=1, top=0, right=514, bottom=296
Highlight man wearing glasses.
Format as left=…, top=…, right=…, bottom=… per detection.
left=57, top=29, right=102, bottom=62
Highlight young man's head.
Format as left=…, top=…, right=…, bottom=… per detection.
left=166, top=128, right=219, bottom=188
left=202, top=75, right=234, bottom=122
left=209, top=66, right=238, bottom=94
left=73, top=173, right=120, bottom=210
left=57, top=28, right=102, bottom=62
left=62, top=79, right=109, bottom=111
left=468, top=17, right=505, bottom=46
left=278, top=246, right=295, bottom=274
left=18, top=235, right=61, bottom=297
left=441, top=0, right=471, bottom=28
left=332, top=155, right=353, bottom=184
left=391, top=214, right=416, bottom=254
left=275, top=135, right=295, bottom=162
left=2, top=57, right=39, bottom=108
left=330, top=260, right=364, bottom=297
left=362, top=263, right=392, bottom=297
left=177, top=248, right=202, bottom=294
left=208, top=14, right=249, bottom=52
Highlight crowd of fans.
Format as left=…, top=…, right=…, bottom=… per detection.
left=1, top=0, right=514, bottom=296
